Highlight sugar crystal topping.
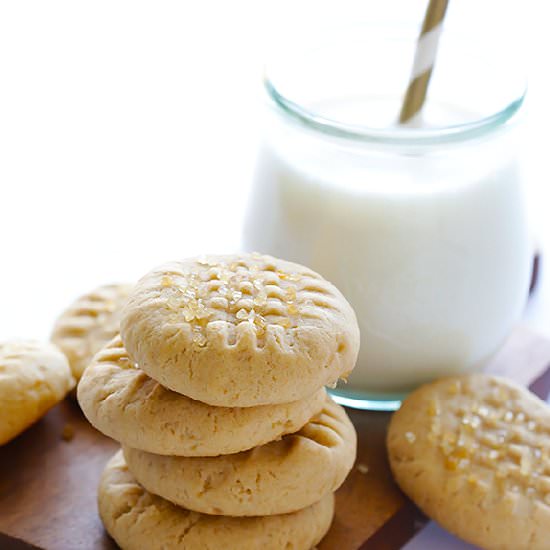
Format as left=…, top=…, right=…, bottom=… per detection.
left=157, top=255, right=332, bottom=347
left=427, top=379, right=550, bottom=505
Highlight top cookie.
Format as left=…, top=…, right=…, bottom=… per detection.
left=51, top=283, right=133, bottom=381
left=120, top=253, right=359, bottom=406
left=387, top=375, right=550, bottom=550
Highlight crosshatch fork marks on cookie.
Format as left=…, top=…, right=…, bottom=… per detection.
left=154, top=255, right=339, bottom=349
left=424, top=378, right=550, bottom=506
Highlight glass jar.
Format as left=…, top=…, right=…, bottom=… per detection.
left=244, top=26, right=530, bottom=410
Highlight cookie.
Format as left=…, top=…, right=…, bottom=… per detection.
left=0, top=340, right=74, bottom=445
left=78, top=336, right=326, bottom=456
left=120, top=253, right=359, bottom=407
left=387, top=375, right=550, bottom=550
left=51, top=283, right=132, bottom=381
left=122, top=396, right=356, bottom=516
left=99, top=450, right=334, bottom=550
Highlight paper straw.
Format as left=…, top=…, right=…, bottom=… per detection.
left=399, top=0, right=450, bottom=124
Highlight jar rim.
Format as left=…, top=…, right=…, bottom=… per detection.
left=266, top=78, right=525, bottom=146
left=263, top=25, right=526, bottom=147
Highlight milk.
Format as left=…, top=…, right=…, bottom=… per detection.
left=244, top=103, right=531, bottom=396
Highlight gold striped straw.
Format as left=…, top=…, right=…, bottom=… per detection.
left=399, top=0, right=450, bottom=124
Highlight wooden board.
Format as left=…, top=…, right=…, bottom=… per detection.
left=1, top=327, right=549, bottom=550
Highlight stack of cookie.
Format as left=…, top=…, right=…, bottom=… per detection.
left=78, top=253, right=360, bottom=550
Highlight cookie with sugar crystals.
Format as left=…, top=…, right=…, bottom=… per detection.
left=0, top=340, right=74, bottom=445
left=120, top=253, right=359, bottom=407
left=51, top=283, right=133, bottom=381
left=387, top=375, right=550, bottom=550
left=99, top=450, right=334, bottom=550
left=78, top=335, right=326, bottom=456
left=122, top=395, right=356, bottom=516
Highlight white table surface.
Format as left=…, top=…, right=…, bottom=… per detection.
left=1, top=2, right=548, bottom=548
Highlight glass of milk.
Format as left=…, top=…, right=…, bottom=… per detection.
left=244, top=26, right=530, bottom=410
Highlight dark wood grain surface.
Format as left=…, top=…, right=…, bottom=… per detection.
left=1, top=327, right=549, bottom=550
left=0, top=399, right=118, bottom=550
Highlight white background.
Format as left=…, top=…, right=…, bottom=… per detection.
left=1, top=0, right=549, bottom=340
left=0, top=2, right=548, bottom=548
